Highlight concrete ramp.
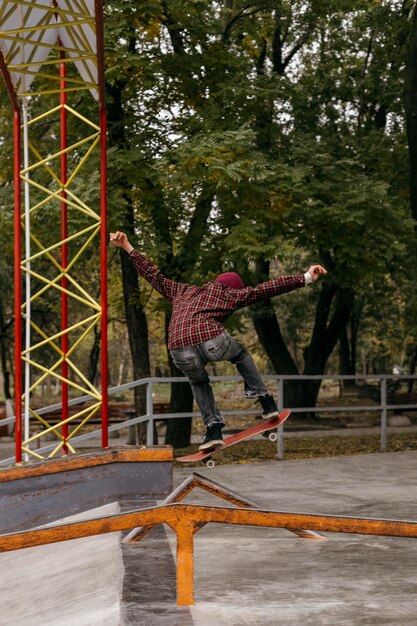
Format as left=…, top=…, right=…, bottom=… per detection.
left=0, top=502, right=124, bottom=626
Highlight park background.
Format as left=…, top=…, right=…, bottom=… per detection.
left=1, top=0, right=417, bottom=450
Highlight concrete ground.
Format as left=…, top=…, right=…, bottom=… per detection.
left=1, top=443, right=417, bottom=625
left=131, top=451, right=417, bottom=626
left=0, top=502, right=124, bottom=626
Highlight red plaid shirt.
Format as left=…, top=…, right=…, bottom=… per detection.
left=130, top=250, right=306, bottom=350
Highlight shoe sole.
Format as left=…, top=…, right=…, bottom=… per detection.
left=262, top=410, right=279, bottom=419
left=199, top=439, right=223, bottom=452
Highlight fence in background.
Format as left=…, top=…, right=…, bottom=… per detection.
left=1, top=374, right=417, bottom=465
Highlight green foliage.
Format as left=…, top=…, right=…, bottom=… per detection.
left=1, top=0, right=416, bottom=398
left=101, top=0, right=417, bottom=375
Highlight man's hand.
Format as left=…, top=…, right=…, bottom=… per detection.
left=306, top=264, right=327, bottom=282
left=109, top=231, right=134, bottom=254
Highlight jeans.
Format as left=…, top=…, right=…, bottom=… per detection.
left=170, top=332, right=267, bottom=428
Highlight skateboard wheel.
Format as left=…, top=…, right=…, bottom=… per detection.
left=268, top=432, right=277, bottom=442
left=206, top=459, right=216, bottom=469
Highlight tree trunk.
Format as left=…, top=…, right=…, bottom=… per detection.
left=303, top=285, right=354, bottom=412
left=107, top=77, right=152, bottom=443
left=120, top=246, right=151, bottom=444
left=249, top=14, right=329, bottom=412
left=0, top=302, right=12, bottom=400
left=164, top=353, right=194, bottom=448
left=339, top=306, right=361, bottom=388
left=250, top=260, right=303, bottom=408
left=157, top=188, right=214, bottom=448
left=350, top=308, right=360, bottom=378
left=404, top=3, right=417, bottom=398
left=339, top=327, right=351, bottom=376
left=87, top=322, right=100, bottom=386
left=405, top=4, right=417, bottom=227
left=408, top=344, right=417, bottom=393
left=338, top=322, right=356, bottom=389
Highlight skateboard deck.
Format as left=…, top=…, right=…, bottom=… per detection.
left=177, top=409, right=291, bottom=466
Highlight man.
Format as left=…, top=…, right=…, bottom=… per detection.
left=110, top=231, right=327, bottom=451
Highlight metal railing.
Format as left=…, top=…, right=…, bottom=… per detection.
left=1, top=374, right=417, bottom=465
left=2, top=501, right=417, bottom=606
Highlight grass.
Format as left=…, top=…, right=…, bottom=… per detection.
left=173, top=432, right=417, bottom=467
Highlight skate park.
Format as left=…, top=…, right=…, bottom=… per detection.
left=1, top=436, right=417, bottom=625
left=2, top=1, right=417, bottom=625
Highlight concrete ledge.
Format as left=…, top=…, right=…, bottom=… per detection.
left=0, top=446, right=173, bottom=482
left=0, top=447, right=173, bottom=533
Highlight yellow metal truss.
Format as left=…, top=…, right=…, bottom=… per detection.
left=0, top=0, right=98, bottom=98
left=19, top=103, right=103, bottom=459
left=0, top=0, right=105, bottom=459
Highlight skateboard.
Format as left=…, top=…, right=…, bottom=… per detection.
left=177, top=409, right=291, bottom=468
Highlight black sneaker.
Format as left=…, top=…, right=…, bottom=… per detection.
left=258, top=393, right=279, bottom=418
left=199, top=423, right=224, bottom=452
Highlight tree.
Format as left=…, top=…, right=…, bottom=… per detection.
left=99, top=0, right=412, bottom=438
left=223, top=1, right=411, bottom=408
left=105, top=75, right=152, bottom=442
left=404, top=2, right=417, bottom=226
left=0, top=85, right=15, bottom=405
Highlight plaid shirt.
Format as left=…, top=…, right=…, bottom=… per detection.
left=130, top=250, right=306, bottom=350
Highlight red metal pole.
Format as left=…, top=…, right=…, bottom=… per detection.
left=95, top=0, right=108, bottom=448
left=100, top=107, right=108, bottom=448
left=60, top=51, right=69, bottom=454
left=14, top=107, right=22, bottom=464
left=0, top=51, right=22, bottom=463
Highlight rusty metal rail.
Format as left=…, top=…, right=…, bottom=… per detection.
left=123, top=472, right=323, bottom=543
left=1, top=503, right=417, bottom=606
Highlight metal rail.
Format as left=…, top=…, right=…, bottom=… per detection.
left=1, top=374, right=417, bottom=466
left=1, top=502, right=417, bottom=606
left=123, top=471, right=323, bottom=543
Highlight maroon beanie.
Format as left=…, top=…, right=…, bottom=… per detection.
left=214, top=272, right=245, bottom=289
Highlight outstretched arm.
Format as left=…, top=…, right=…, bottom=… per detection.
left=226, top=264, right=328, bottom=309
left=109, top=231, right=185, bottom=301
